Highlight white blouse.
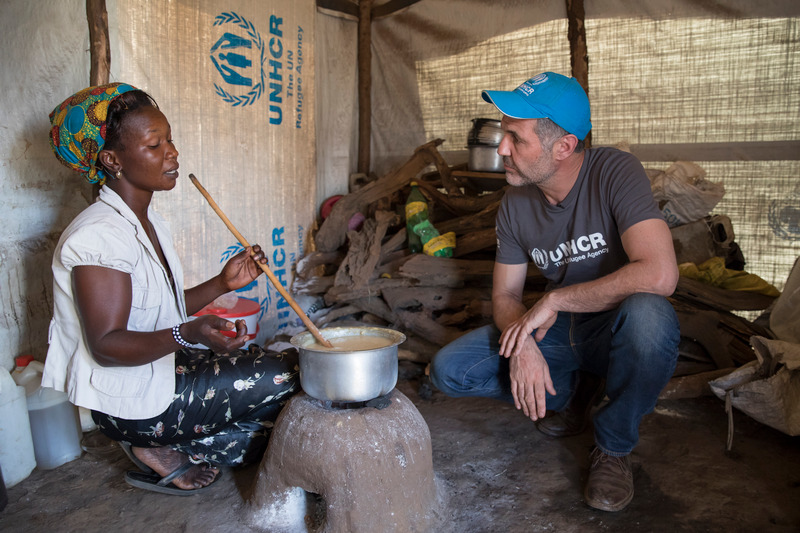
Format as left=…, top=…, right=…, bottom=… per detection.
left=43, top=185, right=187, bottom=419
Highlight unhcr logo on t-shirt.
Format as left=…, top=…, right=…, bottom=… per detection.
left=530, top=232, right=608, bottom=270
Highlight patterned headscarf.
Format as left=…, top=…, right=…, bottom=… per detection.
left=49, top=82, right=138, bottom=184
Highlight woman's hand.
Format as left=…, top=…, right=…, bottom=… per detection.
left=219, top=245, right=268, bottom=292
left=180, top=315, right=250, bottom=353
left=184, top=245, right=268, bottom=317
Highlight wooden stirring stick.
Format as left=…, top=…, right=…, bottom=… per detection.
left=189, top=173, right=333, bottom=348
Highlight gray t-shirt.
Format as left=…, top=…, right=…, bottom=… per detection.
left=495, top=147, right=662, bottom=289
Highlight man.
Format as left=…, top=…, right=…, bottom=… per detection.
left=430, top=72, right=680, bottom=512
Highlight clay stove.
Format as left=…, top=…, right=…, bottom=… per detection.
left=248, top=389, right=439, bottom=533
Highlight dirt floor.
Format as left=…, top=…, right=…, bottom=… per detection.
left=2, top=361, right=799, bottom=533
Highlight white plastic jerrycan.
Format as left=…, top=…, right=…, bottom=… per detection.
left=0, top=366, right=36, bottom=486
left=13, top=358, right=82, bottom=470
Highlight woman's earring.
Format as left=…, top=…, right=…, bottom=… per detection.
left=115, top=170, right=122, bottom=179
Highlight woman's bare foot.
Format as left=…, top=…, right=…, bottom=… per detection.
left=131, top=446, right=219, bottom=490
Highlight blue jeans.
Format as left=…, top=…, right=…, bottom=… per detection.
left=430, top=293, right=679, bottom=456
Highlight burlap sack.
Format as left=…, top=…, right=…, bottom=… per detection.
left=709, top=336, right=800, bottom=438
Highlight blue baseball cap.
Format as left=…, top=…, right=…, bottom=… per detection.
left=481, top=72, right=592, bottom=140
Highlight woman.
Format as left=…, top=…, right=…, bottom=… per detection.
left=43, top=83, right=299, bottom=495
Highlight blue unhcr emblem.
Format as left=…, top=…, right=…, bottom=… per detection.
left=212, top=12, right=266, bottom=106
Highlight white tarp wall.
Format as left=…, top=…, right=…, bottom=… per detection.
left=330, top=0, right=799, bottom=292
left=109, top=0, right=317, bottom=342
left=0, top=0, right=93, bottom=371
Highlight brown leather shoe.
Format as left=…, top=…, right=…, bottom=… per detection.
left=535, top=371, right=604, bottom=438
left=584, top=447, right=634, bottom=512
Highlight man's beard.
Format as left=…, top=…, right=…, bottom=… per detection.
left=503, top=150, right=556, bottom=187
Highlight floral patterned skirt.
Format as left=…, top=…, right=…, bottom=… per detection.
left=92, top=344, right=300, bottom=467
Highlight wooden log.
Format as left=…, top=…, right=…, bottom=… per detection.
left=436, top=201, right=501, bottom=235
left=334, top=210, right=396, bottom=289
left=451, top=170, right=506, bottom=181
left=673, top=277, right=777, bottom=311
left=324, top=277, right=414, bottom=305
left=395, top=309, right=464, bottom=346
left=398, top=335, right=440, bottom=363
left=349, top=295, right=397, bottom=322
left=344, top=296, right=464, bottom=347
left=675, top=310, right=735, bottom=369
left=315, top=139, right=445, bottom=252
left=380, top=228, right=408, bottom=257
left=435, top=291, right=544, bottom=326
left=415, top=180, right=506, bottom=217
left=425, top=142, right=462, bottom=197
left=670, top=298, right=767, bottom=366
left=317, top=304, right=362, bottom=326
left=295, top=251, right=345, bottom=279
left=396, top=255, right=545, bottom=288
left=381, top=286, right=493, bottom=312
left=659, top=368, right=735, bottom=400
left=377, top=250, right=412, bottom=274
left=397, top=255, right=493, bottom=287
left=293, top=274, right=335, bottom=295
left=454, top=227, right=496, bottom=256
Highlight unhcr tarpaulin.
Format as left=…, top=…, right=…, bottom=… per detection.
left=109, top=0, right=316, bottom=341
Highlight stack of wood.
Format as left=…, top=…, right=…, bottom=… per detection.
left=295, top=139, right=524, bottom=359
left=294, top=140, right=777, bottom=384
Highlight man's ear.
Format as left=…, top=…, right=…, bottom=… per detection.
left=97, top=149, right=120, bottom=175
left=553, top=135, right=579, bottom=161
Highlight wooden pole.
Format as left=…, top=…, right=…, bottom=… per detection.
left=86, top=0, right=110, bottom=86
left=357, top=0, right=373, bottom=175
left=86, top=0, right=110, bottom=200
left=565, top=0, right=590, bottom=148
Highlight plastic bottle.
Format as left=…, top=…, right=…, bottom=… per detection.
left=0, top=366, right=36, bottom=487
left=405, top=181, right=429, bottom=253
left=412, top=219, right=456, bottom=258
left=15, top=354, right=94, bottom=432
left=12, top=354, right=34, bottom=381
left=13, top=359, right=82, bottom=470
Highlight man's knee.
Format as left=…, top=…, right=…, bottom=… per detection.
left=616, top=293, right=679, bottom=339
left=429, top=348, right=456, bottom=395
left=613, top=293, right=679, bottom=367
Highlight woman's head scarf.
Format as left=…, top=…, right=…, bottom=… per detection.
left=49, top=82, right=138, bottom=184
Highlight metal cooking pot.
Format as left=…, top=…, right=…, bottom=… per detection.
left=468, top=118, right=504, bottom=146
left=290, top=326, right=406, bottom=402
left=468, top=145, right=504, bottom=173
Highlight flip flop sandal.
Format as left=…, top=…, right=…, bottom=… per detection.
left=124, top=462, right=222, bottom=496
left=118, top=441, right=155, bottom=474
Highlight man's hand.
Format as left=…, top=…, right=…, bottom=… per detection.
left=507, top=337, right=556, bottom=421
left=499, top=297, right=558, bottom=359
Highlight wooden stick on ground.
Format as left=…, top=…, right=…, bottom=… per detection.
left=189, top=174, right=332, bottom=348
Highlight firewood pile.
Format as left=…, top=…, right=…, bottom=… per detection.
left=293, top=140, right=777, bottom=383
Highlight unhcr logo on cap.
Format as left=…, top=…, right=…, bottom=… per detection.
left=211, top=12, right=266, bottom=107
left=518, top=73, right=549, bottom=96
